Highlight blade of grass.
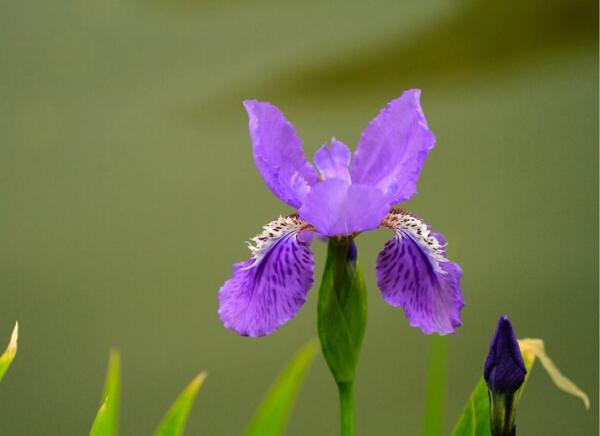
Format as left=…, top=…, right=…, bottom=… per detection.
left=89, top=401, right=108, bottom=436
left=0, top=322, right=18, bottom=382
left=154, top=372, right=208, bottom=436
left=421, top=335, right=448, bottom=436
left=245, top=339, right=319, bottom=436
left=89, top=349, right=120, bottom=436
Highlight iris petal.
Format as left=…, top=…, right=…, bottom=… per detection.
left=350, top=89, right=436, bottom=204
left=298, top=179, right=390, bottom=236
left=244, top=100, right=319, bottom=208
left=218, top=216, right=314, bottom=337
left=376, top=210, right=464, bottom=335
left=313, top=138, right=351, bottom=182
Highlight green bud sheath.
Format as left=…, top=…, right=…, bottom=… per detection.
left=317, top=238, right=367, bottom=436
left=489, top=391, right=518, bottom=436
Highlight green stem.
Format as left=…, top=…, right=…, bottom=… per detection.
left=338, top=382, right=355, bottom=436
left=421, top=335, right=447, bottom=436
left=317, top=238, right=366, bottom=436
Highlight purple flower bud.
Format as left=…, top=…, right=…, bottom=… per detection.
left=484, top=315, right=527, bottom=394
left=484, top=316, right=527, bottom=436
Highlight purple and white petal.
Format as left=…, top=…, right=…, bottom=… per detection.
left=244, top=100, right=319, bottom=208
left=350, top=90, right=436, bottom=205
left=218, top=215, right=315, bottom=337
left=298, top=178, right=390, bottom=237
left=376, top=209, right=464, bottom=335
left=313, top=138, right=351, bottom=183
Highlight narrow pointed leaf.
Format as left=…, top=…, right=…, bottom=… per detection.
left=154, top=372, right=207, bottom=436
left=89, top=401, right=108, bottom=436
left=245, top=340, right=319, bottom=436
left=0, top=322, right=18, bottom=383
left=90, top=349, right=120, bottom=436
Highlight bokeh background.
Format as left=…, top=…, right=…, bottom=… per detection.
left=0, top=0, right=597, bottom=434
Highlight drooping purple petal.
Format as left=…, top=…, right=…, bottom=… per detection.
left=244, top=100, right=319, bottom=208
left=298, top=178, right=390, bottom=236
left=350, top=90, right=436, bottom=204
left=313, top=138, right=351, bottom=182
left=218, top=216, right=314, bottom=337
left=376, top=210, right=464, bottom=335
left=484, top=315, right=527, bottom=394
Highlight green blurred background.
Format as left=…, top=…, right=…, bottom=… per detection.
left=0, top=0, right=597, bottom=434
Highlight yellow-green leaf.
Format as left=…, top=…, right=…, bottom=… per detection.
left=90, top=349, right=120, bottom=436
left=245, top=340, right=319, bottom=436
left=519, top=339, right=590, bottom=410
left=0, top=322, right=18, bottom=383
left=89, top=401, right=108, bottom=436
left=154, top=372, right=207, bottom=436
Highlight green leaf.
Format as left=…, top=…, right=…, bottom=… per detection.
left=317, top=239, right=367, bottom=384
left=89, top=401, right=108, bottom=436
left=0, top=322, right=18, bottom=383
left=451, top=339, right=589, bottom=436
left=450, top=378, right=492, bottom=436
left=245, top=339, right=319, bottom=436
left=154, top=372, right=207, bottom=436
left=90, top=349, right=120, bottom=436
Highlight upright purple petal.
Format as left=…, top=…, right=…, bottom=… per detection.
left=350, top=90, right=436, bottom=204
left=298, top=178, right=390, bottom=236
left=376, top=209, right=464, bottom=334
left=313, top=138, right=351, bottom=182
left=218, top=216, right=314, bottom=337
left=244, top=100, right=319, bottom=208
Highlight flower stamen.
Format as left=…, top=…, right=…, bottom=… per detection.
left=247, top=215, right=312, bottom=263
left=381, top=208, right=448, bottom=274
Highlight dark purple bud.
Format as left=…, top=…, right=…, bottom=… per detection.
left=484, top=316, right=527, bottom=436
left=484, top=315, right=527, bottom=394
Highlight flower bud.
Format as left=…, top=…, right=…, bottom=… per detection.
left=484, top=315, right=527, bottom=393
left=484, top=315, right=527, bottom=436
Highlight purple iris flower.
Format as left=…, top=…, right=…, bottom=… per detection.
left=218, top=89, right=464, bottom=337
left=484, top=315, right=527, bottom=394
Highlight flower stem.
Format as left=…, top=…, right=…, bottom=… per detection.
left=317, top=238, right=367, bottom=436
left=421, top=335, right=448, bottom=436
left=337, top=381, right=356, bottom=436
